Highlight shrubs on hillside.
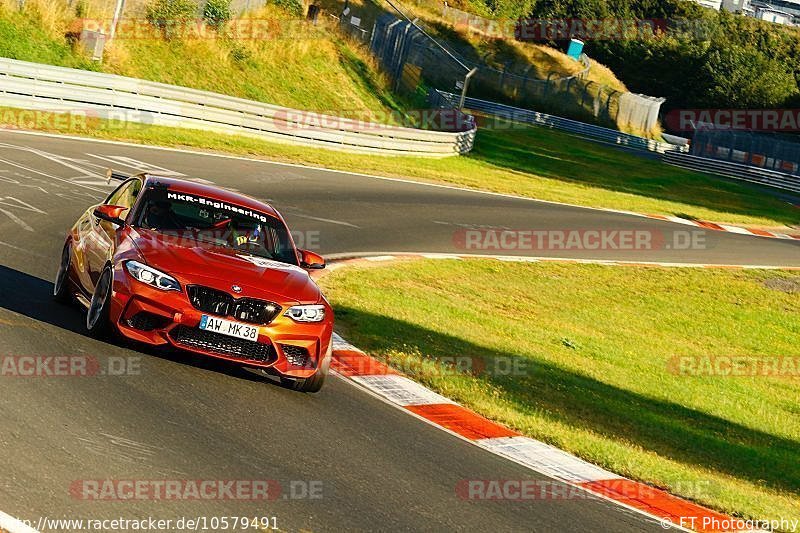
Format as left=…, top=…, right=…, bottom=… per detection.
left=459, top=0, right=800, bottom=112
left=268, top=0, right=303, bottom=17
left=144, top=0, right=304, bottom=40
left=589, top=9, right=800, bottom=111
left=203, top=0, right=232, bottom=29
left=145, top=0, right=198, bottom=39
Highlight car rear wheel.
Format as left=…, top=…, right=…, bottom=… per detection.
left=281, top=368, right=327, bottom=393
left=87, top=266, right=114, bottom=338
left=53, top=242, right=73, bottom=304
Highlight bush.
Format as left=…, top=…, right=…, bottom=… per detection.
left=269, top=0, right=303, bottom=17
left=74, top=0, right=88, bottom=18
left=482, top=0, right=800, bottom=115
left=228, top=42, right=252, bottom=64
left=145, top=0, right=198, bottom=40
left=202, top=0, right=232, bottom=29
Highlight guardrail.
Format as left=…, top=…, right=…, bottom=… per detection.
left=430, top=89, right=684, bottom=154
left=0, top=58, right=476, bottom=157
left=662, top=151, right=800, bottom=194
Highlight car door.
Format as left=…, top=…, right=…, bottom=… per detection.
left=85, top=178, right=142, bottom=291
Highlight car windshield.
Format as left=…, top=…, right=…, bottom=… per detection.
left=133, top=187, right=298, bottom=265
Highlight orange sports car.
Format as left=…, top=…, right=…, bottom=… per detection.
left=53, top=171, right=333, bottom=392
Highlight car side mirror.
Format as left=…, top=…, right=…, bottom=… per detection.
left=299, top=249, right=325, bottom=270
left=93, top=205, right=127, bottom=227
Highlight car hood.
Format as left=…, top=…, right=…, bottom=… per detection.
left=127, top=228, right=320, bottom=304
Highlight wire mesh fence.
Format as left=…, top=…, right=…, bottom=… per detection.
left=692, top=130, right=800, bottom=176
left=368, top=13, right=662, bottom=135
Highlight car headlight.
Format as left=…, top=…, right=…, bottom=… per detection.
left=284, top=304, right=325, bottom=323
left=125, top=261, right=181, bottom=291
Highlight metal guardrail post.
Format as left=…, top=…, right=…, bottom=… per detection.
left=458, top=68, right=477, bottom=110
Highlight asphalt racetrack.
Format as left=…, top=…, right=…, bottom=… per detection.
left=0, top=131, right=796, bottom=532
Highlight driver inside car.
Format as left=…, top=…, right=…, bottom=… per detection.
left=145, top=201, right=181, bottom=230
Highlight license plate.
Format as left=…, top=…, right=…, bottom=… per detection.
left=199, top=315, right=259, bottom=342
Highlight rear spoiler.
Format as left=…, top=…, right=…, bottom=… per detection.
left=106, top=168, right=129, bottom=183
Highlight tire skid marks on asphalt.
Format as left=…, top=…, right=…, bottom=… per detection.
left=0, top=208, right=32, bottom=232
left=0, top=156, right=106, bottom=193
left=0, top=144, right=187, bottom=193
left=0, top=240, right=45, bottom=257
left=0, top=145, right=109, bottom=191
left=0, top=146, right=188, bottom=234
left=0, top=168, right=100, bottom=202
left=85, top=153, right=186, bottom=177
left=0, top=197, right=45, bottom=214
left=75, top=432, right=166, bottom=466
left=0, top=195, right=46, bottom=232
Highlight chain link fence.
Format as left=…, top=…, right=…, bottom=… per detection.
left=692, top=130, right=800, bottom=176
left=367, top=13, right=662, bottom=134
left=337, top=8, right=372, bottom=41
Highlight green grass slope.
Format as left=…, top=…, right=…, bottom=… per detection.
left=321, top=259, right=800, bottom=523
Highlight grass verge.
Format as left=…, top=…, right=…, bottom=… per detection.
left=318, top=258, right=800, bottom=522
left=4, top=110, right=798, bottom=229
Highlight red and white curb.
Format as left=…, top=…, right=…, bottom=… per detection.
left=317, top=256, right=778, bottom=532
left=641, top=214, right=800, bottom=241
left=329, top=333, right=753, bottom=533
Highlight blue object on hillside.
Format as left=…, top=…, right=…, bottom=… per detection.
left=567, top=39, right=584, bottom=61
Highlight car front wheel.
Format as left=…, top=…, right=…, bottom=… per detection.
left=281, top=367, right=327, bottom=393
left=53, top=242, right=73, bottom=304
left=86, top=266, right=114, bottom=338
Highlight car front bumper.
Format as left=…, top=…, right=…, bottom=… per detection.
left=108, top=264, right=333, bottom=379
